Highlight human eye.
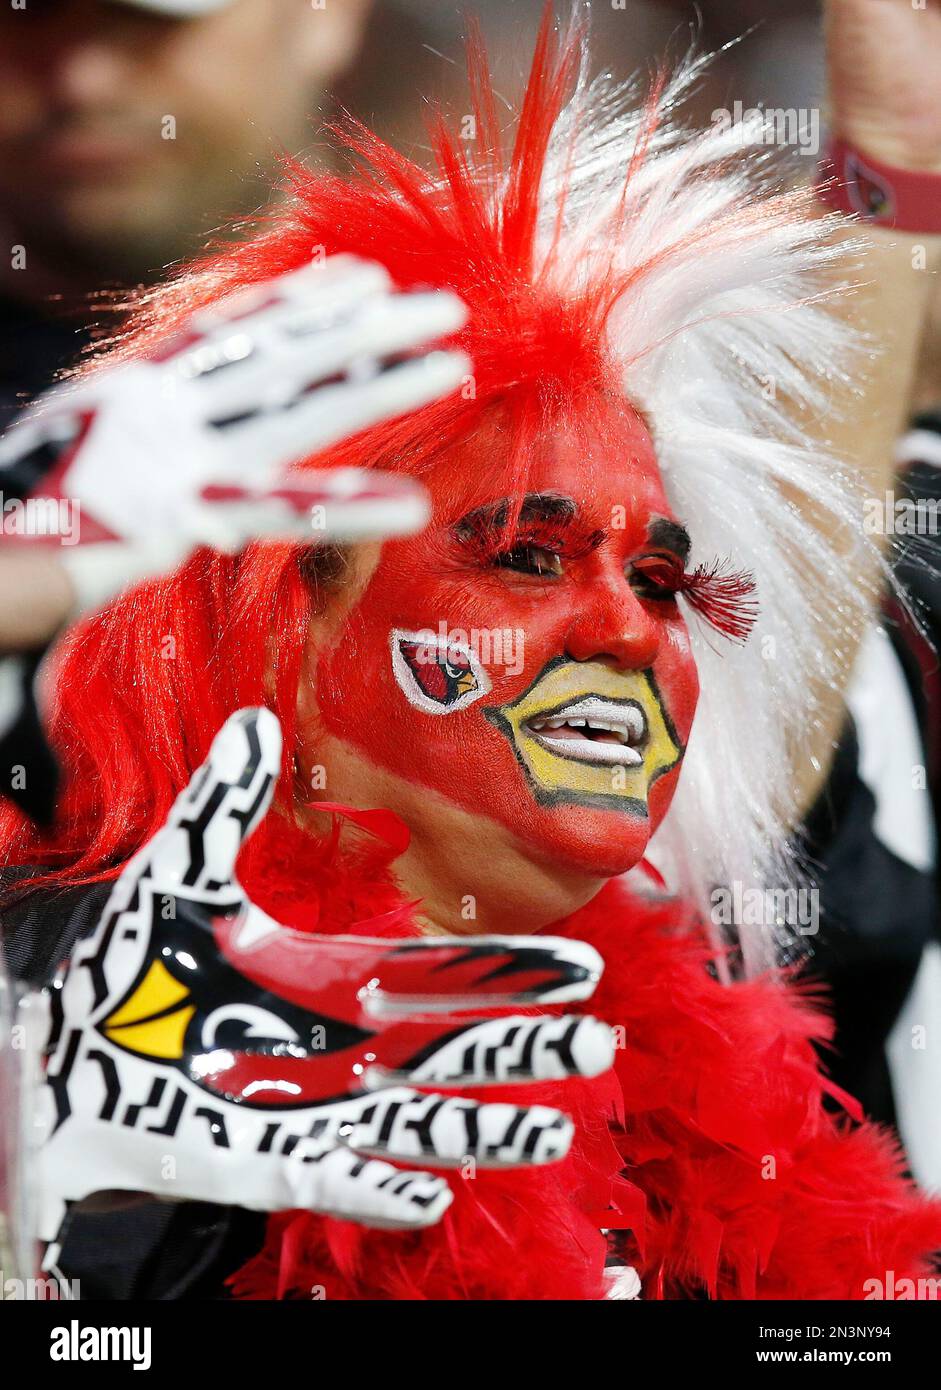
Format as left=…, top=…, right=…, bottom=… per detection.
left=494, top=544, right=564, bottom=578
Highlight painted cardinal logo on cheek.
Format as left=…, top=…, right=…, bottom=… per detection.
left=390, top=629, right=492, bottom=715
left=401, top=642, right=474, bottom=704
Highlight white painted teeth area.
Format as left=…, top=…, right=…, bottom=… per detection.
left=525, top=699, right=647, bottom=766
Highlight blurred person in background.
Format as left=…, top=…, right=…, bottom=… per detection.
left=0, top=0, right=375, bottom=833
left=0, top=0, right=372, bottom=422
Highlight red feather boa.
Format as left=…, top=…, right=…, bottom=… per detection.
left=228, top=815, right=941, bottom=1300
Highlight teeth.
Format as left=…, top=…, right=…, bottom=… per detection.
left=524, top=697, right=649, bottom=768
left=527, top=699, right=647, bottom=748
left=628, top=710, right=644, bottom=740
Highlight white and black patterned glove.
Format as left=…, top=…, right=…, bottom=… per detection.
left=37, top=708, right=613, bottom=1267
left=0, top=256, right=469, bottom=615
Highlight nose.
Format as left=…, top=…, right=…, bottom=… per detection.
left=51, top=40, right=131, bottom=107
left=565, top=575, right=661, bottom=670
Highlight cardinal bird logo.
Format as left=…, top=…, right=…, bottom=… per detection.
left=93, top=887, right=592, bottom=1109
left=390, top=628, right=491, bottom=714
left=96, top=891, right=375, bottom=1108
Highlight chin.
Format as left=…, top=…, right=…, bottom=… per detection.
left=512, top=766, right=682, bottom=882
left=520, top=803, right=654, bottom=881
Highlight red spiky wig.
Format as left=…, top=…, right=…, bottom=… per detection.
left=5, top=11, right=869, bottom=943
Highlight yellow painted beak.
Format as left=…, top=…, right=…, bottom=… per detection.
left=101, top=958, right=195, bottom=1061
left=487, top=659, right=681, bottom=811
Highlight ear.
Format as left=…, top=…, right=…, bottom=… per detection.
left=291, top=539, right=382, bottom=770
left=294, top=608, right=321, bottom=742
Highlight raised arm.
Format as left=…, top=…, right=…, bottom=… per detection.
left=797, top=0, right=941, bottom=809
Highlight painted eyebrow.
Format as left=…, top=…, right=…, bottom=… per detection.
left=646, top=518, right=691, bottom=563
left=452, top=493, right=579, bottom=539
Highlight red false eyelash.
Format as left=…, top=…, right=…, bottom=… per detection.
left=633, top=555, right=759, bottom=644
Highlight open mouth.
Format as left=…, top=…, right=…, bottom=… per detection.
left=525, top=698, right=647, bottom=767
left=486, top=660, right=682, bottom=811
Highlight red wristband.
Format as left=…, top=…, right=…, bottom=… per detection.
left=816, top=136, right=941, bottom=234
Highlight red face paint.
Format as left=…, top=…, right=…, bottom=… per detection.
left=315, top=408, right=701, bottom=878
